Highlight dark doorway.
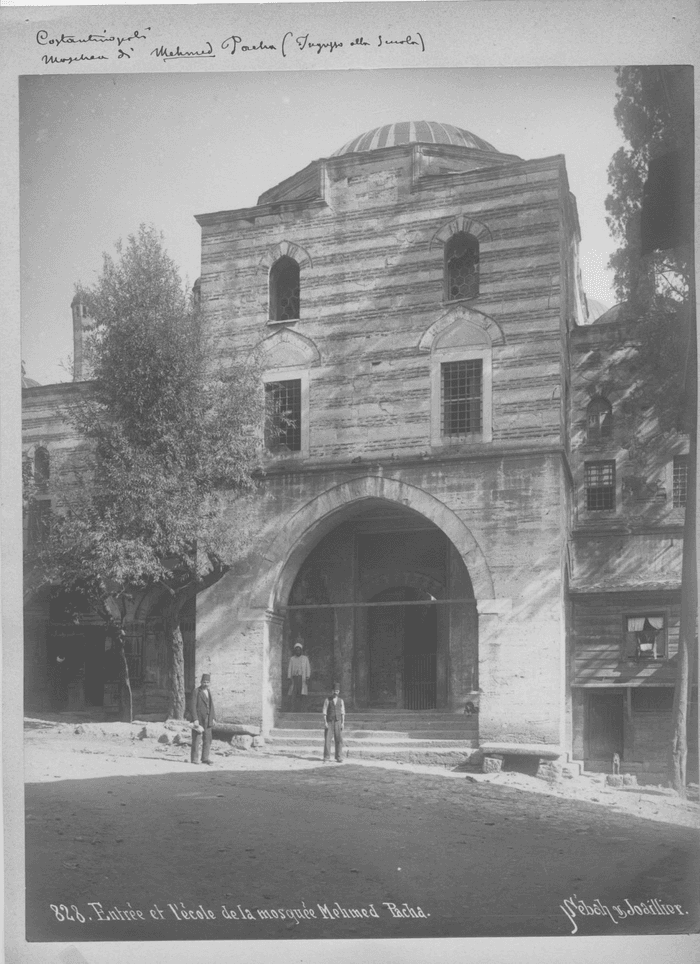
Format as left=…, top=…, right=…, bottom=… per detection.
left=403, top=601, right=438, bottom=709
left=368, top=588, right=437, bottom=709
left=47, top=626, right=107, bottom=709
left=585, top=690, right=624, bottom=771
left=82, top=628, right=106, bottom=706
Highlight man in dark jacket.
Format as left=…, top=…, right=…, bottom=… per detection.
left=190, top=673, right=216, bottom=765
left=322, top=682, right=345, bottom=763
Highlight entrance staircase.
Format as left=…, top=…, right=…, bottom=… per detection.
left=267, top=710, right=479, bottom=767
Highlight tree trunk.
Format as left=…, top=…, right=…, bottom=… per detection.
left=164, top=611, right=186, bottom=720
left=670, top=306, right=697, bottom=796
left=114, top=627, right=133, bottom=723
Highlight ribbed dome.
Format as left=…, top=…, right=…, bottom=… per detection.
left=332, top=121, right=499, bottom=156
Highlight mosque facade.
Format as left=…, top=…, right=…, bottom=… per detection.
left=22, top=121, right=695, bottom=781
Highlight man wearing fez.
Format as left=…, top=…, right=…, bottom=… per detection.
left=287, top=640, right=311, bottom=712
left=322, top=682, right=345, bottom=763
left=190, top=673, right=216, bottom=765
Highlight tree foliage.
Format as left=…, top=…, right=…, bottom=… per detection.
left=29, top=225, right=265, bottom=717
left=606, top=67, right=690, bottom=306
left=606, top=67, right=696, bottom=794
left=605, top=68, right=693, bottom=435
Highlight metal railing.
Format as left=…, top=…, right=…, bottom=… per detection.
left=403, top=653, right=437, bottom=710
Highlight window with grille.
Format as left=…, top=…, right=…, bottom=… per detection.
left=673, top=455, right=689, bottom=507
left=445, top=233, right=479, bottom=301
left=623, top=615, right=667, bottom=660
left=441, top=360, right=482, bottom=436
left=584, top=460, right=615, bottom=510
left=269, top=256, right=300, bottom=322
left=124, top=634, right=144, bottom=682
left=265, top=379, right=302, bottom=451
left=586, top=396, right=612, bottom=440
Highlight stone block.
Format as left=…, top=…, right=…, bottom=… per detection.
left=536, top=761, right=563, bottom=782
left=606, top=774, right=624, bottom=788
left=482, top=754, right=504, bottom=773
left=622, top=773, right=638, bottom=786
left=213, top=722, right=261, bottom=739
left=231, top=735, right=254, bottom=750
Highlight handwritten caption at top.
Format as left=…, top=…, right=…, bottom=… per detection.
left=35, top=29, right=426, bottom=66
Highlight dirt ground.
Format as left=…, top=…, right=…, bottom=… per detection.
left=23, top=718, right=700, bottom=943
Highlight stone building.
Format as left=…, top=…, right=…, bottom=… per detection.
left=23, top=121, right=696, bottom=780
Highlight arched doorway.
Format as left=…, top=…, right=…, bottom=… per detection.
left=368, top=587, right=438, bottom=709
left=280, top=497, right=478, bottom=711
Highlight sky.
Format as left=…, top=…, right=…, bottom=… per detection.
left=20, top=67, right=625, bottom=386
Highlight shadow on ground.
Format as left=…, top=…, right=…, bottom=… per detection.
left=25, top=763, right=700, bottom=942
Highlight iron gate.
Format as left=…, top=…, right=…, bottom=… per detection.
left=403, top=653, right=437, bottom=710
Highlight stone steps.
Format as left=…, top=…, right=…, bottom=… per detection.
left=276, top=712, right=478, bottom=733
left=265, top=742, right=478, bottom=767
left=269, top=730, right=478, bottom=747
left=268, top=710, right=478, bottom=766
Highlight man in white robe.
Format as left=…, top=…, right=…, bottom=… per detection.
left=287, top=641, right=311, bottom=711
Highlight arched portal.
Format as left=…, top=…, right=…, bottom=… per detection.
left=252, top=475, right=494, bottom=613
left=272, top=488, right=484, bottom=713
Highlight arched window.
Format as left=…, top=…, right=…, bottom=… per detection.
left=34, top=447, right=50, bottom=487
left=269, top=256, right=300, bottom=322
left=586, top=396, right=612, bottom=441
left=445, top=233, right=479, bottom=301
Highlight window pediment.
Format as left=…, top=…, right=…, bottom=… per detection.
left=257, top=329, right=321, bottom=369
left=419, top=306, right=505, bottom=353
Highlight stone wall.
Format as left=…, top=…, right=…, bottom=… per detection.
left=198, top=151, right=575, bottom=466
left=197, top=452, right=567, bottom=741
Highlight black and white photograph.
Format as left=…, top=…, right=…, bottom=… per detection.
left=2, top=2, right=699, bottom=963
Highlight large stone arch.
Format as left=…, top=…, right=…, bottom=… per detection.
left=250, top=474, right=494, bottom=615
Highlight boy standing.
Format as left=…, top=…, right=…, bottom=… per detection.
left=322, top=682, right=345, bottom=763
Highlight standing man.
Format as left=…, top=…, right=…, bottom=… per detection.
left=287, top=640, right=311, bottom=712
left=190, top=673, right=216, bottom=765
left=322, top=682, right=345, bottom=763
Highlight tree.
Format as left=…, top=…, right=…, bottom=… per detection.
left=28, top=225, right=265, bottom=720
left=605, top=67, right=696, bottom=795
